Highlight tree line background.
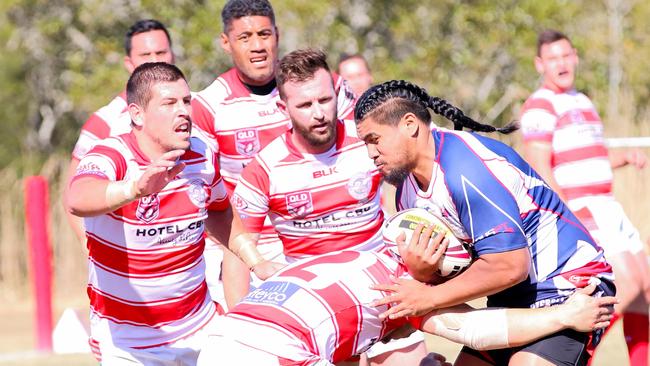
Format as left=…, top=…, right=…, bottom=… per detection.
left=0, top=0, right=649, bottom=302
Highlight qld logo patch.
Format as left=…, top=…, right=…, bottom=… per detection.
left=347, top=171, right=372, bottom=200
left=244, top=281, right=300, bottom=306
left=286, top=191, right=313, bottom=218
left=234, top=129, right=260, bottom=157
left=187, top=180, right=208, bottom=208
left=136, top=194, right=160, bottom=223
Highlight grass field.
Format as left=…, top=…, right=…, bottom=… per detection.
left=0, top=299, right=629, bottom=366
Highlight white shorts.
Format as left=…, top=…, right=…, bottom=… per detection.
left=364, top=329, right=426, bottom=359
left=197, top=335, right=334, bottom=366
left=568, top=196, right=644, bottom=255
left=95, top=314, right=221, bottom=366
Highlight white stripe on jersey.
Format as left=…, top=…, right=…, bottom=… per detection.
left=520, top=88, right=613, bottom=200
left=76, top=132, right=226, bottom=348
left=72, top=93, right=131, bottom=160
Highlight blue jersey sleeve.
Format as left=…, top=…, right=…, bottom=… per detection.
left=438, top=132, right=529, bottom=256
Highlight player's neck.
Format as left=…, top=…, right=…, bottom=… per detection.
left=289, top=130, right=336, bottom=155
left=243, top=78, right=277, bottom=96
left=411, top=132, right=436, bottom=191
left=132, top=130, right=167, bottom=162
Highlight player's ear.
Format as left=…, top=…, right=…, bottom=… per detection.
left=128, top=103, right=144, bottom=127
left=220, top=33, right=231, bottom=54
left=276, top=98, right=288, bottom=117
left=399, top=112, right=419, bottom=137
left=124, top=55, right=136, bottom=74
left=534, top=56, right=544, bottom=75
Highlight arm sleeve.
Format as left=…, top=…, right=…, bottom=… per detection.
left=333, top=72, right=357, bottom=122
left=208, top=147, right=230, bottom=211
left=72, top=113, right=111, bottom=160
left=72, top=144, right=123, bottom=183
left=231, top=157, right=271, bottom=232
left=442, top=139, right=529, bottom=256
left=519, top=97, right=557, bottom=143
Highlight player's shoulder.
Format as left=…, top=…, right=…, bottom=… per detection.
left=521, top=88, right=558, bottom=114
left=193, top=68, right=250, bottom=106
left=255, top=133, right=293, bottom=164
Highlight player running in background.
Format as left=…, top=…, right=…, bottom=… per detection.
left=66, top=63, right=232, bottom=365
left=338, top=53, right=373, bottom=98
left=64, top=19, right=175, bottom=244
left=226, top=49, right=429, bottom=365
left=520, top=29, right=650, bottom=366
left=198, top=242, right=616, bottom=366
left=354, top=80, right=615, bottom=365
left=190, top=0, right=356, bottom=309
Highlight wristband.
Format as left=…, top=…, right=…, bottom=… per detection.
left=231, top=233, right=264, bottom=270
left=105, top=179, right=138, bottom=210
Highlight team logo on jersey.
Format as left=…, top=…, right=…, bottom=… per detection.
left=347, top=171, right=373, bottom=201
left=244, top=281, right=299, bottom=306
left=136, top=194, right=160, bottom=223
left=230, top=193, right=248, bottom=210
left=187, top=180, right=209, bottom=208
left=286, top=191, right=313, bottom=218
left=569, top=109, right=585, bottom=123
left=234, top=129, right=261, bottom=157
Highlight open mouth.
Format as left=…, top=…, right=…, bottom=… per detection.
left=174, top=121, right=191, bottom=136
left=250, top=55, right=268, bottom=66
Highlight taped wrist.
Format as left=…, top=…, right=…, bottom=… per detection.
left=231, top=233, right=264, bottom=270
left=430, top=308, right=509, bottom=350
left=105, top=179, right=138, bottom=210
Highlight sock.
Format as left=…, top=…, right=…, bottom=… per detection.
left=623, top=312, right=649, bottom=366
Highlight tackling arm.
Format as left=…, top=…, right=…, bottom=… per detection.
left=419, top=284, right=616, bottom=350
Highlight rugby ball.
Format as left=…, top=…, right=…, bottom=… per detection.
left=383, top=208, right=473, bottom=278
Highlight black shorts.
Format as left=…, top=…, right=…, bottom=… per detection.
left=461, top=278, right=616, bottom=366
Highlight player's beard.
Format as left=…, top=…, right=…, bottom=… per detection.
left=383, top=165, right=412, bottom=186
left=294, top=118, right=337, bottom=150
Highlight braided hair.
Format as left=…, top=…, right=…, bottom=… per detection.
left=354, top=80, right=518, bottom=134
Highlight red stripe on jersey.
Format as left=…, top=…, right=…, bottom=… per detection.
left=116, top=189, right=207, bottom=222
left=207, top=198, right=230, bottom=212
left=268, top=176, right=381, bottom=217
left=88, top=281, right=209, bottom=327
left=522, top=133, right=553, bottom=142
left=88, top=237, right=204, bottom=276
left=82, top=113, right=112, bottom=140
left=216, top=122, right=290, bottom=157
left=181, top=148, right=207, bottom=163
left=231, top=303, right=318, bottom=355
left=281, top=222, right=382, bottom=257
left=86, top=144, right=128, bottom=180
left=552, top=145, right=608, bottom=166
left=559, top=261, right=613, bottom=287
left=572, top=207, right=598, bottom=231
left=520, top=97, right=556, bottom=115
left=191, top=97, right=217, bottom=137
left=562, top=182, right=612, bottom=200
left=556, top=110, right=601, bottom=128
left=221, top=68, right=253, bottom=100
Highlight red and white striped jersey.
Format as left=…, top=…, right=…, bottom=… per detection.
left=217, top=249, right=417, bottom=365
left=72, top=92, right=132, bottom=160
left=191, top=68, right=356, bottom=247
left=232, top=120, right=384, bottom=258
left=519, top=88, right=613, bottom=201
left=72, top=132, right=229, bottom=349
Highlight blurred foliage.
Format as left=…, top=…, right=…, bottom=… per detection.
left=1, top=0, right=649, bottom=171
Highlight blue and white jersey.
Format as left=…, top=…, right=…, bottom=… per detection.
left=396, top=129, right=613, bottom=308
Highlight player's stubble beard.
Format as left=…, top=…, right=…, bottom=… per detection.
left=294, top=116, right=337, bottom=150
left=382, top=149, right=415, bottom=186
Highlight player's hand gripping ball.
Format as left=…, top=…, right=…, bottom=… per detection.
left=383, top=208, right=473, bottom=278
